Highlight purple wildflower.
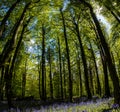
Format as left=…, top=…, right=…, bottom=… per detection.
left=111, top=103, right=119, bottom=109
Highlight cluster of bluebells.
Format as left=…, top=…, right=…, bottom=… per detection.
left=2, top=98, right=120, bottom=112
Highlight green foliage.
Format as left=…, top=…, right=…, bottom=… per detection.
left=0, top=0, right=120, bottom=105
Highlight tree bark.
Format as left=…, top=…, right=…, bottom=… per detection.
left=89, top=42, right=101, bottom=96
left=4, top=58, right=12, bottom=109
left=60, top=9, right=73, bottom=102
left=62, top=58, right=66, bottom=99
left=0, top=3, right=31, bottom=108
left=0, top=67, right=5, bottom=101
left=0, top=2, right=31, bottom=67
left=0, top=0, right=20, bottom=38
left=105, top=5, right=120, bottom=24
left=41, top=24, right=46, bottom=101
left=38, top=59, right=42, bottom=99
left=80, top=0, right=120, bottom=104
left=72, top=18, right=92, bottom=99
left=48, top=47, right=53, bottom=99
left=5, top=17, right=30, bottom=107
left=22, top=59, right=27, bottom=98
left=76, top=54, right=82, bottom=96
left=89, top=18, right=111, bottom=98
left=57, top=36, right=63, bottom=100
left=97, top=43, right=111, bottom=97
left=88, top=63, right=94, bottom=95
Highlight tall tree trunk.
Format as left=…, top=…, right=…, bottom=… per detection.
left=48, top=47, right=53, bottom=99
left=44, top=65, right=47, bottom=100
left=77, top=55, right=82, bottom=97
left=99, top=44, right=111, bottom=97
left=70, top=10, right=92, bottom=98
left=80, top=0, right=120, bottom=104
left=60, top=9, right=73, bottom=102
left=57, top=36, right=63, bottom=100
left=0, top=2, right=31, bottom=67
left=89, top=42, right=101, bottom=96
left=0, top=0, right=20, bottom=38
left=89, top=19, right=111, bottom=98
left=5, top=17, right=31, bottom=107
left=4, top=58, right=12, bottom=109
left=22, top=59, right=27, bottom=98
left=38, top=59, right=41, bottom=99
left=0, top=3, right=30, bottom=108
left=105, top=6, right=120, bottom=24
left=72, top=19, right=92, bottom=99
left=115, top=52, right=120, bottom=79
left=0, top=67, right=5, bottom=101
left=41, top=24, right=46, bottom=101
left=62, top=58, right=66, bottom=99
left=88, top=63, right=94, bottom=95
left=94, top=25, right=111, bottom=97
left=75, top=48, right=83, bottom=97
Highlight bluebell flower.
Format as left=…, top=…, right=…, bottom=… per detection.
left=111, top=103, right=119, bottom=109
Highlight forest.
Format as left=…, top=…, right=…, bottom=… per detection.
left=0, top=0, right=120, bottom=111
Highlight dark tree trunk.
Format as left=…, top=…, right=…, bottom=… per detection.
left=72, top=18, right=92, bottom=99
left=48, top=47, right=53, bottom=99
left=103, top=59, right=111, bottom=97
left=62, top=58, right=66, bottom=99
left=4, top=16, right=30, bottom=109
left=77, top=28, right=92, bottom=99
left=44, top=66, right=47, bottom=100
left=115, top=52, right=120, bottom=79
left=9, top=17, right=30, bottom=76
left=88, top=63, right=94, bottom=95
left=6, top=18, right=31, bottom=105
left=0, top=67, right=5, bottom=101
left=80, top=0, right=120, bottom=104
left=76, top=50, right=82, bottom=96
left=77, top=57, right=82, bottom=97
left=4, top=58, right=12, bottom=109
left=89, top=18, right=111, bottom=98
left=0, top=0, right=20, bottom=38
left=41, top=24, right=46, bottom=101
left=110, top=10, right=120, bottom=23
left=105, top=6, right=120, bottom=24
left=57, top=36, right=63, bottom=100
left=118, top=60, right=120, bottom=79
left=0, top=2, right=31, bottom=67
left=22, top=73, right=26, bottom=98
left=38, top=60, right=42, bottom=99
left=89, top=42, right=101, bottom=96
left=60, top=9, right=73, bottom=102
left=22, top=59, right=27, bottom=98
left=99, top=45, right=111, bottom=98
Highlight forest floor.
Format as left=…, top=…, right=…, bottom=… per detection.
left=0, top=97, right=120, bottom=112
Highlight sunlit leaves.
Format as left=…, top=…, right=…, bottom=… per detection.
left=1, top=0, right=120, bottom=101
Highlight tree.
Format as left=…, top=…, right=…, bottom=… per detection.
left=89, top=41, right=101, bottom=96
left=47, top=46, right=53, bottom=99
left=0, top=1, right=31, bottom=67
left=60, top=8, right=73, bottom=102
left=0, top=0, right=120, bottom=107
left=41, top=24, right=46, bottom=101
left=96, top=0, right=120, bottom=23
left=89, top=19, right=111, bottom=97
left=69, top=9, right=92, bottom=99
left=0, top=0, right=20, bottom=38
left=79, top=0, right=120, bottom=104
left=57, top=36, right=63, bottom=100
